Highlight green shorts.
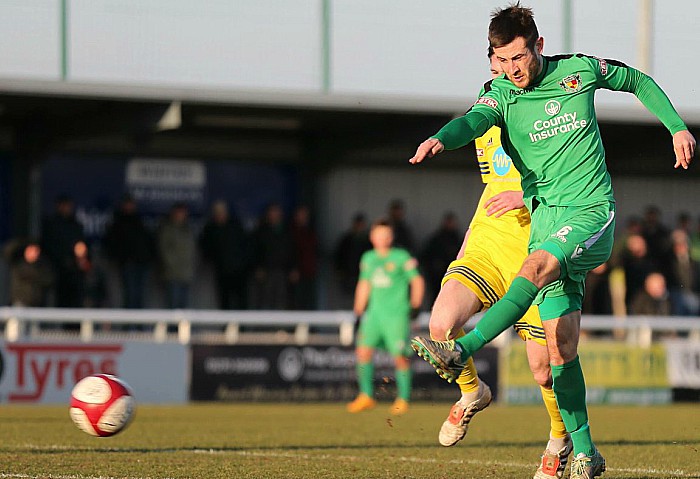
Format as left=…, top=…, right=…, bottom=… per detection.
left=529, top=201, right=616, bottom=321
left=356, top=312, right=411, bottom=357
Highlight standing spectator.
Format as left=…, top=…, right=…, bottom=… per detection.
left=629, top=272, right=671, bottom=316
left=691, top=215, right=700, bottom=263
left=3, top=238, right=54, bottom=306
left=420, top=211, right=462, bottom=307
left=157, top=202, right=195, bottom=309
left=104, top=194, right=154, bottom=308
left=41, top=195, right=86, bottom=307
left=609, top=216, right=642, bottom=268
left=621, top=234, right=656, bottom=311
left=334, top=213, right=372, bottom=308
left=641, top=205, right=673, bottom=280
left=582, top=262, right=612, bottom=315
left=668, top=229, right=700, bottom=316
left=250, top=203, right=295, bottom=310
left=290, top=205, right=319, bottom=310
left=74, top=241, right=108, bottom=308
left=387, top=199, right=416, bottom=254
left=199, top=200, right=250, bottom=310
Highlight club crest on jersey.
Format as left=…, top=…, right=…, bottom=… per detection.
left=475, top=97, right=498, bottom=109
left=559, top=73, right=582, bottom=93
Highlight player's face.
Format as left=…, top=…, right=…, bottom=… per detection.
left=370, top=225, right=393, bottom=250
left=489, top=55, right=504, bottom=79
left=493, top=36, right=543, bottom=89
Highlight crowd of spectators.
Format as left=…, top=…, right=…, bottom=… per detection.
left=3, top=196, right=700, bottom=319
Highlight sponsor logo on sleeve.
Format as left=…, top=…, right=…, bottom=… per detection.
left=593, top=57, right=608, bottom=75
left=476, top=148, right=485, bottom=157
left=475, top=97, right=498, bottom=109
left=559, top=73, right=582, bottom=93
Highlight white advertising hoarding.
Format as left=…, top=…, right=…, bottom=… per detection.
left=0, top=342, right=188, bottom=404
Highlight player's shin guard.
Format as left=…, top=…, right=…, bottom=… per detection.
left=357, top=361, right=374, bottom=397
left=456, top=277, right=540, bottom=357
left=551, top=356, right=595, bottom=457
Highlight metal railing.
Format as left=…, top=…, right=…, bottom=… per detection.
left=0, top=307, right=699, bottom=347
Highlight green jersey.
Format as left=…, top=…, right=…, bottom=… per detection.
left=433, top=54, right=687, bottom=210
left=359, top=247, right=418, bottom=317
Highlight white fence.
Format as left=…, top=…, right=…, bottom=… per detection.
left=1, top=307, right=699, bottom=347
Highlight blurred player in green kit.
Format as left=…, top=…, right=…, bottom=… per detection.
left=347, top=219, right=425, bottom=415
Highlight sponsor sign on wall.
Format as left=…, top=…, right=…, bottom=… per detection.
left=190, top=345, right=498, bottom=402
left=665, top=340, right=700, bottom=388
left=0, top=342, right=188, bottom=404
left=501, top=341, right=671, bottom=404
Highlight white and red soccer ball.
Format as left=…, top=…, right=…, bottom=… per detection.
left=69, top=374, right=135, bottom=437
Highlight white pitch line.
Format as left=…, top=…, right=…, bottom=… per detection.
left=7, top=448, right=698, bottom=479
left=203, top=449, right=700, bottom=478
left=0, top=475, right=177, bottom=479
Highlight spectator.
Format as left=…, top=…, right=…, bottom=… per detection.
left=3, top=238, right=53, bottom=307
left=250, top=203, right=295, bottom=310
left=41, top=195, right=86, bottom=307
left=640, top=205, right=673, bottom=280
left=629, top=272, right=671, bottom=316
left=421, top=211, right=462, bottom=307
left=104, top=194, right=154, bottom=308
left=387, top=199, right=416, bottom=253
left=199, top=200, right=250, bottom=310
left=157, top=202, right=195, bottom=309
left=74, top=241, right=108, bottom=308
left=667, top=229, right=700, bottom=316
left=621, top=234, right=655, bottom=311
left=290, top=205, right=319, bottom=310
left=334, top=213, right=372, bottom=307
left=691, top=215, right=700, bottom=263
left=582, top=262, right=612, bottom=315
left=609, top=216, right=642, bottom=269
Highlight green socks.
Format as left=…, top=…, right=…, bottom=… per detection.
left=551, top=356, right=595, bottom=456
left=357, top=361, right=374, bottom=397
left=456, top=276, right=540, bottom=358
left=395, top=368, right=412, bottom=401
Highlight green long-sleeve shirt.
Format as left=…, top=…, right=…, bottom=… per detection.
left=433, top=54, right=687, bottom=210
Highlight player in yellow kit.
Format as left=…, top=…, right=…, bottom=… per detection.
left=427, top=51, right=571, bottom=479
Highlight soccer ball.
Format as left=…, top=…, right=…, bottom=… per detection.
left=69, top=374, right=135, bottom=437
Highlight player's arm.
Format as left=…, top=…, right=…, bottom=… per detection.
left=409, top=98, right=501, bottom=165
left=403, top=256, right=425, bottom=319
left=593, top=57, right=695, bottom=168
left=484, top=190, right=525, bottom=217
left=353, top=279, right=371, bottom=317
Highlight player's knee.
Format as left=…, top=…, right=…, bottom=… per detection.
left=521, top=250, right=561, bottom=287
left=531, top=368, right=552, bottom=388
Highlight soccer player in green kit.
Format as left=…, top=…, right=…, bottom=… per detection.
left=409, top=4, right=695, bottom=479
left=347, top=219, right=425, bottom=415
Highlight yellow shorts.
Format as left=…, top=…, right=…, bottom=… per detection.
left=442, top=243, right=546, bottom=346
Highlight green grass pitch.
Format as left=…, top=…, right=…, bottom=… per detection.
left=1, top=402, right=699, bottom=478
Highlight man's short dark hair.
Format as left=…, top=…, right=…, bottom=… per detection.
left=488, top=2, right=539, bottom=51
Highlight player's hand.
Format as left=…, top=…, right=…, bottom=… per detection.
left=409, top=138, right=444, bottom=164
left=673, top=130, right=696, bottom=169
left=484, top=190, right=525, bottom=217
